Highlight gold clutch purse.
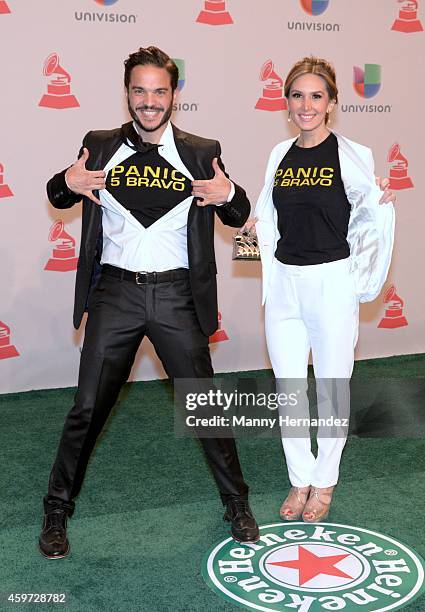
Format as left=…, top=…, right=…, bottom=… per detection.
left=232, top=230, right=261, bottom=261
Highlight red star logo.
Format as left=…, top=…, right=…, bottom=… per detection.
left=268, top=545, right=354, bottom=586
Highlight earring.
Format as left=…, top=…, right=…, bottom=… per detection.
left=287, top=112, right=291, bottom=123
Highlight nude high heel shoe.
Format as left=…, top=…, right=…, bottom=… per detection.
left=280, top=486, right=310, bottom=521
left=302, top=486, right=334, bottom=523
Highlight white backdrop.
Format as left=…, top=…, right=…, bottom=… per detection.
left=0, top=0, right=424, bottom=393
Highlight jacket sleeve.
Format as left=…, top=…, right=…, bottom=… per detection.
left=46, top=132, right=91, bottom=209
left=213, top=142, right=251, bottom=228
left=355, top=147, right=395, bottom=303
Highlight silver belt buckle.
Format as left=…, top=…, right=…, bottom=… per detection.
left=135, top=271, right=148, bottom=285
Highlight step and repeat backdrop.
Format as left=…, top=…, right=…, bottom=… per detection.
left=0, top=0, right=424, bottom=393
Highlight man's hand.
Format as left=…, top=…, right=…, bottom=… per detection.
left=376, top=176, right=396, bottom=205
left=191, top=158, right=231, bottom=207
left=64, top=148, right=106, bottom=205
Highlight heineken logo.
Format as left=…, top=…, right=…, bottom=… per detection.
left=202, top=523, right=425, bottom=611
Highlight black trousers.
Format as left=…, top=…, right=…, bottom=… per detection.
left=44, top=268, right=248, bottom=516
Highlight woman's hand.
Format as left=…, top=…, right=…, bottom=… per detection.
left=241, top=217, right=258, bottom=235
left=376, top=177, right=396, bottom=205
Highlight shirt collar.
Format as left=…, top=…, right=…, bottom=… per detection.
left=130, top=120, right=174, bottom=151
left=129, top=120, right=193, bottom=181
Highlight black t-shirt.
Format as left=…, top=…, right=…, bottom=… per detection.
left=272, top=132, right=351, bottom=265
left=106, top=146, right=192, bottom=228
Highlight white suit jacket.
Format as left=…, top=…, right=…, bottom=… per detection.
left=255, top=131, right=395, bottom=304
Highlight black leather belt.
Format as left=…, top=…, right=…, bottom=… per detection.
left=102, top=264, right=189, bottom=285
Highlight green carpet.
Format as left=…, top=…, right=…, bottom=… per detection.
left=0, top=354, right=424, bottom=611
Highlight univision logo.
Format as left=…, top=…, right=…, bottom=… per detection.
left=342, top=63, right=391, bottom=114
left=173, top=58, right=186, bottom=91
left=288, top=0, right=340, bottom=32
left=353, top=64, right=381, bottom=98
left=300, top=0, right=329, bottom=15
left=172, top=59, right=199, bottom=113
left=75, top=0, right=137, bottom=23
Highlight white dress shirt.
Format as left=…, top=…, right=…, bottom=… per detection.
left=98, top=122, right=234, bottom=273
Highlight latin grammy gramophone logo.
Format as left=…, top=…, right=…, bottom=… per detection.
left=209, top=312, right=229, bottom=344
left=0, top=163, right=13, bottom=199
left=44, top=221, right=79, bottom=272
left=378, top=284, right=409, bottom=329
left=388, top=143, right=414, bottom=190
left=255, top=60, right=287, bottom=112
left=300, top=0, right=330, bottom=16
left=0, top=321, right=19, bottom=360
left=196, top=0, right=233, bottom=26
left=392, top=0, right=423, bottom=33
left=0, top=0, right=10, bottom=14
left=38, top=53, right=79, bottom=110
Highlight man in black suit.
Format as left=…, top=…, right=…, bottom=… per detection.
left=39, top=46, right=259, bottom=559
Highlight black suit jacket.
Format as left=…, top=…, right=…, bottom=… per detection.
left=46, top=122, right=250, bottom=336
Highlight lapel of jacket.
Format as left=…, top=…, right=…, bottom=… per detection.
left=83, top=124, right=133, bottom=262
left=83, top=126, right=123, bottom=172
left=255, top=138, right=296, bottom=224
left=171, top=124, right=213, bottom=234
left=157, top=123, right=194, bottom=181
left=255, top=137, right=295, bottom=302
left=172, top=125, right=207, bottom=179
left=334, top=131, right=374, bottom=196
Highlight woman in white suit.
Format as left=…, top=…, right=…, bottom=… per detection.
left=254, top=57, right=395, bottom=522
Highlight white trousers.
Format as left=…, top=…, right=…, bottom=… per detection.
left=265, top=257, right=359, bottom=488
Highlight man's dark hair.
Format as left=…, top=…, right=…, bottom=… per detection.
left=124, top=46, right=179, bottom=92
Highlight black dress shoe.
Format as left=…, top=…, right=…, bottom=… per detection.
left=224, top=497, right=260, bottom=543
left=39, top=509, right=70, bottom=559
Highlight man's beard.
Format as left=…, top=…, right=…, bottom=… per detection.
left=128, top=99, right=173, bottom=134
